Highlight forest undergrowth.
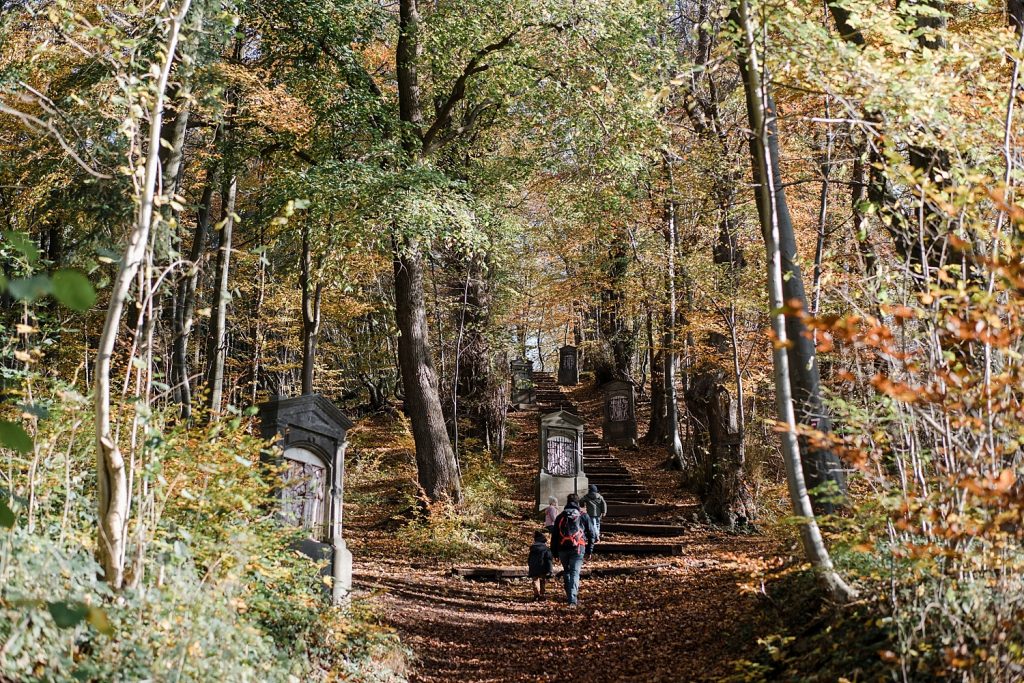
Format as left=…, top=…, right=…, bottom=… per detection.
left=0, top=381, right=408, bottom=681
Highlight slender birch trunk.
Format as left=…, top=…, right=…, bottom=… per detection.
left=737, top=0, right=855, bottom=602
left=206, top=172, right=236, bottom=418
left=94, top=0, right=192, bottom=588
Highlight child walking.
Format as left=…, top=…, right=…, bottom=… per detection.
left=527, top=530, right=554, bottom=601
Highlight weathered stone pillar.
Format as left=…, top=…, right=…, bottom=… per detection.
left=557, top=345, right=579, bottom=386
left=601, top=379, right=638, bottom=448
left=258, top=394, right=354, bottom=603
left=536, top=409, right=588, bottom=511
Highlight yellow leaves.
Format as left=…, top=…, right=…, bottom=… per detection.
left=960, top=469, right=1016, bottom=499
left=870, top=373, right=924, bottom=403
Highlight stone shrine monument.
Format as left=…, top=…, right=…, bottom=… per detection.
left=601, top=379, right=638, bottom=448
left=536, top=409, right=588, bottom=511
left=258, top=394, right=353, bottom=604
left=557, top=345, right=579, bottom=386
left=510, top=358, right=535, bottom=408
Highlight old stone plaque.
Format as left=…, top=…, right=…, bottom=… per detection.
left=557, top=345, right=579, bottom=386
left=601, top=379, right=638, bottom=448
left=545, top=433, right=577, bottom=476
left=535, top=409, right=588, bottom=510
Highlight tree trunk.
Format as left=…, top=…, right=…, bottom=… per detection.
left=206, top=171, right=236, bottom=418
left=394, top=237, right=463, bottom=503
left=734, top=8, right=845, bottom=510
left=596, top=237, right=634, bottom=384
left=171, top=136, right=220, bottom=418
left=644, top=307, right=666, bottom=444
left=94, top=0, right=191, bottom=588
left=685, top=365, right=754, bottom=527
left=737, top=0, right=855, bottom=601
left=300, top=222, right=322, bottom=395
left=663, top=197, right=684, bottom=465
left=456, top=252, right=506, bottom=458
left=392, top=0, right=463, bottom=502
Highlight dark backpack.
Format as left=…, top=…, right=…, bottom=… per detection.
left=557, top=508, right=587, bottom=552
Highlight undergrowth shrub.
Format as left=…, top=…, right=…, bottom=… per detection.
left=0, top=383, right=407, bottom=682
left=401, top=448, right=517, bottom=561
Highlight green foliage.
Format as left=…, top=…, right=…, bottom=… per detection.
left=0, top=420, right=32, bottom=453
left=0, top=378, right=406, bottom=681
left=400, top=449, right=518, bottom=561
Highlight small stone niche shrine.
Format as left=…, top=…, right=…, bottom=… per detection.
left=536, top=409, right=588, bottom=511
left=510, top=358, right=535, bottom=408
left=601, top=379, right=638, bottom=448
left=557, top=345, right=579, bottom=386
left=258, top=394, right=353, bottom=604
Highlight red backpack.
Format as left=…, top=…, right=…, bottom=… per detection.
left=557, top=508, right=587, bottom=551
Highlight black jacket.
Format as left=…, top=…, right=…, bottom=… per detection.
left=528, top=541, right=554, bottom=577
left=553, top=502, right=595, bottom=556
left=581, top=491, right=607, bottom=518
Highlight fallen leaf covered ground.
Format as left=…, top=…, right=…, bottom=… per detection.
left=346, top=383, right=787, bottom=682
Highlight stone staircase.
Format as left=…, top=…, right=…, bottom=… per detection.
left=524, top=371, right=686, bottom=554
left=530, top=371, right=575, bottom=413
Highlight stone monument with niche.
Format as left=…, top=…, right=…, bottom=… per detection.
left=258, top=394, right=353, bottom=604
left=510, top=358, right=535, bottom=408
left=601, top=379, right=638, bottom=448
left=557, top=345, right=579, bottom=386
left=535, top=409, right=588, bottom=511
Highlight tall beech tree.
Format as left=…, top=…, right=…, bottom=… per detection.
left=734, top=0, right=854, bottom=599
left=731, top=2, right=845, bottom=510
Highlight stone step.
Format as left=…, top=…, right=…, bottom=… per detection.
left=601, top=523, right=687, bottom=537
left=592, top=542, right=684, bottom=556
left=586, top=479, right=639, bottom=488
left=586, top=484, right=638, bottom=491
left=605, top=503, right=675, bottom=518
left=451, top=563, right=671, bottom=580
left=589, top=484, right=649, bottom=494
left=586, top=475, right=633, bottom=482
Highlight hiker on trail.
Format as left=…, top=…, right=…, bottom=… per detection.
left=581, top=484, right=607, bottom=543
left=543, top=496, right=560, bottom=530
left=543, top=496, right=559, bottom=549
left=527, top=530, right=554, bottom=601
left=553, top=493, right=595, bottom=607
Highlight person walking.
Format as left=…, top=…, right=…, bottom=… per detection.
left=581, top=484, right=607, bottom=543
left=543, top=496, right=559, bottom=550
left=553, top=493, right=595, bottom=607
left=527, top=530, right=554, bottom=601
left=543, top=496, right=560, bottom=530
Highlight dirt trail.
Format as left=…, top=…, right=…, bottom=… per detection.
left=349, top=383, right=779, bottom=682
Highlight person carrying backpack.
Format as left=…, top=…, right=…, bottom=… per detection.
left=553, top=493, right=595, bottom=607
left=581, top=484, right=607, bottom=543
left=527, top=530, right=554, bottom=601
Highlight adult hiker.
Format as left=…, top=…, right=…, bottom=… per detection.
left=553, top=493, right=595, bottom=607
left=581, top=484, right=607, bottom=543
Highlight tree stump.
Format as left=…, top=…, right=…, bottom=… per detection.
left=684, top=364, right=755, bottom=528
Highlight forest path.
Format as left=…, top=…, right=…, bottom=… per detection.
left=350, top=381, right=779, bottom=682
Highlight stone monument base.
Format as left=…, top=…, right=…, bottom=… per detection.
left=332, top=539, right=353, bottom=604
left=536, top=473, right=589, bottom=512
